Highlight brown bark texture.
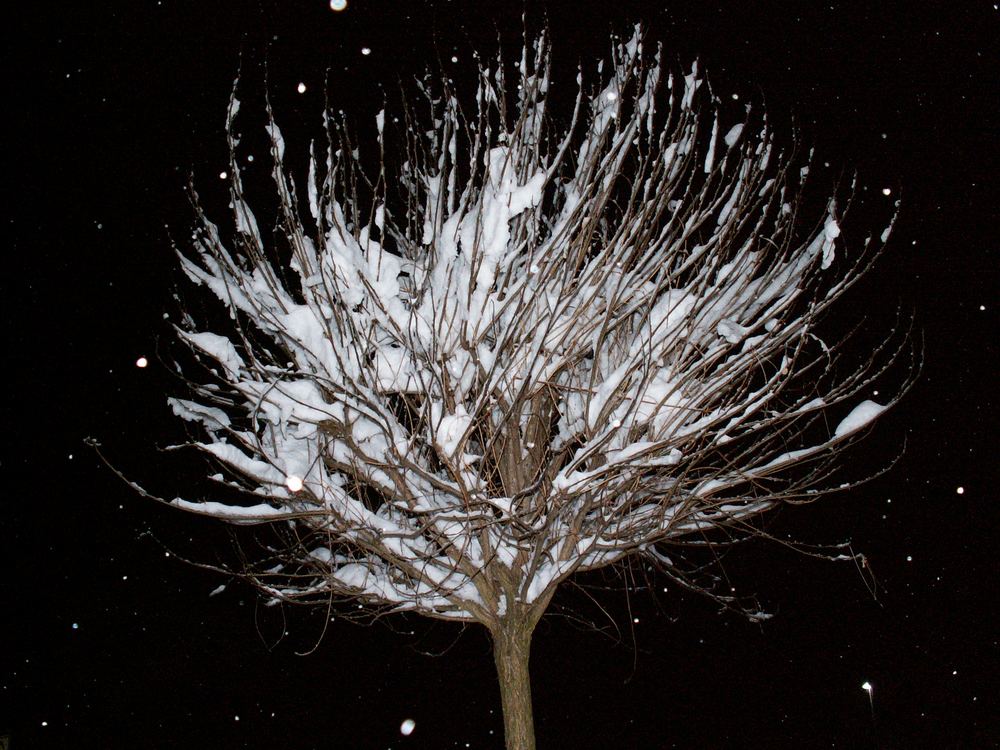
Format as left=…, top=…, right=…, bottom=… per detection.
left=493, top=619, right=537, bottom=750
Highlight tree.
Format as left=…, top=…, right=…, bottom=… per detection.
left=111, top=26, right=913, bottom=750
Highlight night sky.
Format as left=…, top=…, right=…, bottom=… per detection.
left=5, top=2, right=998, bottom=748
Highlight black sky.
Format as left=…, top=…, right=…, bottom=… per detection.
left=4, top=1, right=998, bottom=748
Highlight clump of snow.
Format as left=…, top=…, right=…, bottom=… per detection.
left=435, top=405, right=473, bottom=458
left=180, top=330, right=244, bottom=377
left=821, top=216, right=840, bottom=270
left=724, top=123, right=743, bottom=147
left=717, top=318, right=749, bottom=344
left=171, top=497, right=289, bottom=519
left=834, top=400, right=887, bottom=437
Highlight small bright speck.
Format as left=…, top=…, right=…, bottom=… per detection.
left=72, top=623, right=79, bottom=630
left=952, top=670, right=957, bottom=675
left=633, top=617, right=640, bottom=623
left=451, top=56, right=459, bottom=63
left=882, top=188, right=891, bottom=196
left=606, top=91, right=618, bottom=101
left=400, top=718, right=416, bottom=735
left=286, top=475, right=304, bottom=492
left=41, top=721, right=48, bottom=727
left=219, top=171, right=228, bottom=180
left=297, top=82, right=307, bottom=94
left=235, top=715, right=240, bottom=721
left=906, top=555, right=912, bottom=562
left=361, top=47, right=372, bottom=56
left=956, top=486, right=964, bottom=494
left=980, top=305, right=986, bottom=310
left=862, top=681, right=872, bottom=692
left=135, top=356, right=148, bottom=368
left=731, top=93, right=739, bottom=100
left=329, top=0, right=347, bottom=9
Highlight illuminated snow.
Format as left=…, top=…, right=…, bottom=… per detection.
left=835, top=400, right=887, bottom=437
left=163, top=25, right=903, bottom=626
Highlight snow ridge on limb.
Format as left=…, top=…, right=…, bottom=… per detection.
left=162, top=24, right=914, bottom=625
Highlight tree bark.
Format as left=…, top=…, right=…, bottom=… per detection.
left=492, top=617, right=537, bottom=750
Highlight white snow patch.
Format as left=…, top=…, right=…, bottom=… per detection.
left=834, top=400, right=886, bottom=437
left=171, top=497, right=289, bottom=519
left=435, top=405, right=473, bottom=458
left=820, top=217, right=840, bottom=270
left=724, top=123, right=743, bottom=147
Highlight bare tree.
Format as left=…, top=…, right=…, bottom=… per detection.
left=113, top=26, right=913, bottom=750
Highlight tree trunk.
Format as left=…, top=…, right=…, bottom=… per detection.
left=492, top=618, right=536, bottom=750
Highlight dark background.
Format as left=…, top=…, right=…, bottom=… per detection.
left=4, top=1, right=997, bottom=748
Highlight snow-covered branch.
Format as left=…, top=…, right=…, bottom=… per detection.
left=162, top=25, right=912, bottom=628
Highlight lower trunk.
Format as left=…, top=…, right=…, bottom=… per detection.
left=492, top=619, right=536, bottom=750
